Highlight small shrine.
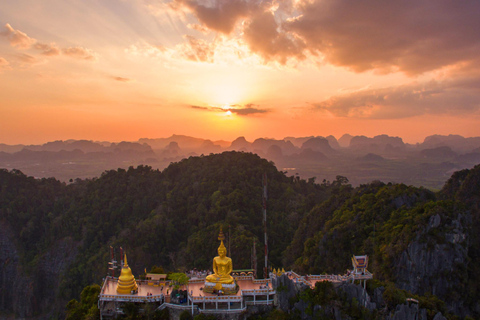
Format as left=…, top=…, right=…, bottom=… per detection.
left=351, top=255, right=368, bottom=275
left=116, top=254, right=138, bottom=294
left=204, top=228, right=239, bottom=294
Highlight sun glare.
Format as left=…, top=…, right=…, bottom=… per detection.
left=226, top=110, right=232, bottom=116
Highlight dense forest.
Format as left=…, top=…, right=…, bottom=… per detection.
left=0, top=151, right=479, bottom=319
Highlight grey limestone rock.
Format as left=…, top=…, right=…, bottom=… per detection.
left=387, top=303, right=427, bottom=320
left=432, top=312, right=447, bottom=320
left=337, top=283, right=376, bottom=311
left=394, top=211, right=468, bottom=315
left=273, top=274, right=308, bottom=312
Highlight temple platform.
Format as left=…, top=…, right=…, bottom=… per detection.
left=98, top=275, right=275, bottom=318
left=99, top=276, right=167, bottom=303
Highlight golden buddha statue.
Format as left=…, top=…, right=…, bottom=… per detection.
left=205, top=228, right=234, bottom=285
left=116, top=253, right=138, bottom=294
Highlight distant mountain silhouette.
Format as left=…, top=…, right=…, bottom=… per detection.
left=297, top=148, right=328, bottom=161
left=229, top=136, right=251, bottom=151
left=420, top=146, right=457, bottom=159
left=421, top=134, right=480, bottom=153
left=284, top=136, right=315, bottom=148
left=2, top=133, right=480, bottom=189
left=301, top=137, right=335, bottom=155
left=25, top=140, right=107, bottom=152
left=325, top=135, right=340, bottom=149
left=252, top=138, right=297, bottom=155
left=358, top=153, right=385, bottom=162
left=338, top=134, right=353, bottom=147
left=0, top=143, right=25, bottom=153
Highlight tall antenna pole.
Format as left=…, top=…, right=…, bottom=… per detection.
left=263, top=173, right=268, bottom=279
left=228, top=225, right=231, bottom=256
left=251, top=238, right=257, bottom=278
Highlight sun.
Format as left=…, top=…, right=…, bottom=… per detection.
left=226, top=110, right=232, bottom=116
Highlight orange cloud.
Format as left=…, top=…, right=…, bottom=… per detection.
left=180, top=35, right=215, bottom=62
left=16, top=53, right=38, bottom=65
left=34, top=43, right=61, bottom=56
left=112, top=76, right=132, bottom=82
left=0, top=57, right=10, bottom=70
left=1, top=23, right=36, bottom=49
left=62, top=46, right=97, bottom=61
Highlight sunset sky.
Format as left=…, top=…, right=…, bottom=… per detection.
left=1, top=0, right=480, bottom=145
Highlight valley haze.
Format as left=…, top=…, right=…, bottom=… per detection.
left=2, top=133, right=480, bottom=190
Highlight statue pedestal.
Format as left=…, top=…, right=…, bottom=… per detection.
left=204, top=281, right=238, bottom=295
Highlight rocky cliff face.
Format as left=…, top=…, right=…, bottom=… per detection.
left=386, top=303, right=428, bottom=320
left=394, top=212, right=469, bottom=315
left=273, top=274, right=309, bottom=312
left=272, top=275, right=452, bottom=320
left=0, top=221, right=78, bottom=319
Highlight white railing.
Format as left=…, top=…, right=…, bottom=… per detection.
left=99, top=293, right=164, bottom=302
left=199, top=307, right=247, bottom=314
left=241, top=289, right=275, bottom=296
left=245, top=300, right=274, bottom=305
left=158, top=303, right=196, bottom=310
left=189, top=295, right=242, bottom=303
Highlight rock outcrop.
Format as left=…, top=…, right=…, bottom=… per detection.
left=0, top=221, right=78, bottom=318
left=386, top=303, right=427, bottom=320
left=394, top=212, right=469, bottom=315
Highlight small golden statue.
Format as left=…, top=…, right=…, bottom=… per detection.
left=204, top=228, right=238, bottom=294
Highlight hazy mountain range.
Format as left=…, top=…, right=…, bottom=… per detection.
left=2, top=134, right=480, bottom=189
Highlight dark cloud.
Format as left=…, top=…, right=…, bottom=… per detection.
left=191, top=104, right=268, bottom=115
left=62, top=47, right=97, bottom=61
left=191, top=105, right=210, bottom=111
left=176, top=1, right=480, bottom=74
left=34, top=43, right=61, bottom=56
left=175, top=0, right=252, bottom=34
left=230, top=103, right=268, bottom=115
left=286, top=0, right=480, bottom=75
left=112, top=76, right=132, bottom=82
left=243, top=11, right=305, bottom=64
left=313, top=76, right=480, bottom=119
left=1, top=23, right=36, bottom=49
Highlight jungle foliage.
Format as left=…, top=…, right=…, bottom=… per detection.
left=1, top=152, right=480, bottom=319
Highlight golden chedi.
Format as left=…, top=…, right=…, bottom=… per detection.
left=205, top=228, right=238, bottom=294
left=116, top=254, right=138, bottom=294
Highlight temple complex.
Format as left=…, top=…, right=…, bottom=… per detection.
left=97, top=229, right=373, bottom=319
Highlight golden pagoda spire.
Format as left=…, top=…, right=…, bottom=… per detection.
left=116, top=253, right=138, bottom=294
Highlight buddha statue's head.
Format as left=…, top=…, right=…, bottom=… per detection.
left=218, top=241, right=227, bottom=258
left=217, top=227, right=228, bottom=258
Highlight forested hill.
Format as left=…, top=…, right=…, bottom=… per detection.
left=0, top=152, right=332, bottom=318
left=0, top=151, right=480, bottom=319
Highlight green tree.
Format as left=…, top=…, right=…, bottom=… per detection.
left=168, top=273, right=189, bottom=289
left=65, top=284, right=101, bottom=320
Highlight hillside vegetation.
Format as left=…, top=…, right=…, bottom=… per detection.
left=0, top=151, right=479, bottom=319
